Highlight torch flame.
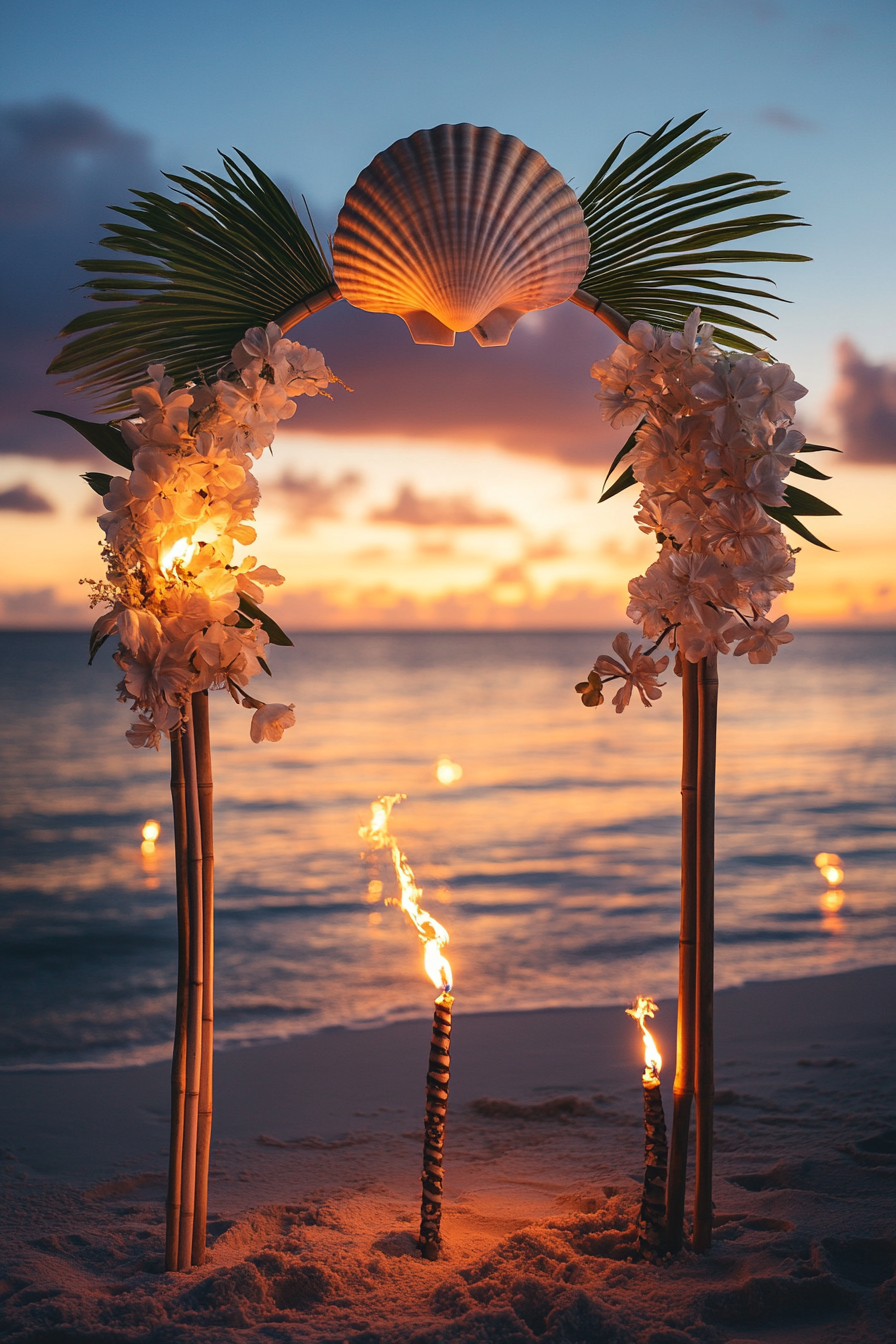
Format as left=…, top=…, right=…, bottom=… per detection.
left=360, top=794, right=453, bottom=996
left=626, top=995, right=662, bottom=1084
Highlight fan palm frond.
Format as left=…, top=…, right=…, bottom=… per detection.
left=577, top=112, right=811, bottom=351
left=48, top=151, right=337, bottom=411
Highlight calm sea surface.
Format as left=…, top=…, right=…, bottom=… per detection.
left=1, top=630, right=893, bottom=1070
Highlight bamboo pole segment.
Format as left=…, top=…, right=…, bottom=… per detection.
left=420, top=992, right=453, bottom=1261
left=666, top=657, right=699, bottom=1252
left=191, top=691, right=214, bottom=1267
left=274, top=283, right=342, bottom=333
left=177, top=705, right=204, bottom=1270
left=165, top=727, right=190, bottom=1272
left=693, top=651, right=719, bottom=1252
left=568, top=288, right=632, bottom=340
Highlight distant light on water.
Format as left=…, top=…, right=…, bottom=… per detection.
left=436, top=757, right=463, bottom=785
left=141, top=819, right=161, bottom=854
left=815, top=851, right=846, bottom=918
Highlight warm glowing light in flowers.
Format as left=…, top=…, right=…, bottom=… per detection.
left=626, top=995, right=662, bottom=1084
left=360, top=794, right=453, bottom=994
left=821, top=889, right=845, bottom=913
left=159, top=537, right=197, bottom=577
left=435, top=757, right=463, bottom=786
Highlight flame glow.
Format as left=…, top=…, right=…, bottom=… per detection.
left=360, top=794, right=453, bottom=995
left=626, top=995, right=662, bottom=1084
left=160, top=537, right=197, bottom=576
left=436, top=757, right=463, bottom=786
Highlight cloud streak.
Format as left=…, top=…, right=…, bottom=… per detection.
left=368, top=484, right=515, bottom=527
left=273, top=470, right=361, bottom=526
left=0, top=482, right=54, bottom=513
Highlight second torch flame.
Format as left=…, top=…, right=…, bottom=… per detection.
left=627, top=995, right=662, bottom=1084
left=360, top=794, right=453, bottom=996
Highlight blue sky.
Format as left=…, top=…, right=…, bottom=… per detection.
left=3, top=0, right=894, bottom=396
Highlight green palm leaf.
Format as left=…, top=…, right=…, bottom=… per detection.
left=578, top=112, right=811, bottom=351
left=47, top=151, right=337, bottom=411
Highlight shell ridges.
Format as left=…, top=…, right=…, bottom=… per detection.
left=332, top=124, right=590, bottom=346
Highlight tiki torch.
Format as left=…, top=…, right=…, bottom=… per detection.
left=361, top=795, right=454, bottom=1261
left=627, top=996, right=668, bottom=1261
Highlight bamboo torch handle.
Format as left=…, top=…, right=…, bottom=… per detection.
left=693, top=651, right=719, bottom=1252
left=667, top=657, right=699, bottom=1251
left=191, top=691, right=214, bottom=1267
left=420, top=993, right=453, bottom=1260
left=165, top=728, right=189, bottom=1272
left=639, top=1078, right=669, bottom=1261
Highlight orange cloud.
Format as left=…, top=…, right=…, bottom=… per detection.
left=369, top=484, right=515, bottom=527
left=273, top=470, right=361, bottom=526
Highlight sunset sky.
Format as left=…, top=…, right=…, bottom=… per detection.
left=1, top=0, right=894, bottom=629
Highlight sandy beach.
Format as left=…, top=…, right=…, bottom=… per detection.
left=1, top=963, right=894, bottom=1342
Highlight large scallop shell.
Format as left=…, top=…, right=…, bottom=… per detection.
left=332, top=124, right=590, bottom=347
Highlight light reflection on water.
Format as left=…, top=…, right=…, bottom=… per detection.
left=0, top=630, right=893, bottom=1069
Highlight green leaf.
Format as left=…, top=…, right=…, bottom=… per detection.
left=34, top=410, right=133, bottom=468
left=47, top=150, right=337, bottom=411
left=782, top=483, right=841, bottom=517
left=237, top=594, right=294, bottom=647
left=88, top=625, right=114, bottom=665
left=601, top=421, right=644, bottom=490
left=599, top=463, right=637, bottom=503
left=764, top=505, right=835, bottom=550
left=577, top=112, right=810, bottom=351
left=789, top=459, right=830, bottom=481
left=81, top=471, right=114, bottom=495
left=800, top=441, right=841, bottom=453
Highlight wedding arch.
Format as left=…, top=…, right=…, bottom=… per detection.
left=39, top=112, right=837, bottom=1269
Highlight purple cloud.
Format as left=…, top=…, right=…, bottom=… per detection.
left=828, top=340, right=896, bottom=463
left=0, top=482, right=54, bottom=513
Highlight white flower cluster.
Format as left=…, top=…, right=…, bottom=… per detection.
left=579, top=309, right=804, bottom=713
left=88, top=323, right=333, bottom=748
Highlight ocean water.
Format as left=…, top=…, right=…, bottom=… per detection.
left=1, top=629, right=893, bottom=1071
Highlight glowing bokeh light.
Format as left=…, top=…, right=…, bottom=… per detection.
left=814, top=851, right=842, bottom=869
left=821, top=864, right=845, bottom=886
left=142, top=820, right=161, bottom=843
left=436, top=757, right=463, bottom=786
left=821, top=889, right=845, bottom=913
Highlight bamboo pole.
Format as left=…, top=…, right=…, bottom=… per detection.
left=274, top=282, right=342, bottom=333
left=177, top=705, right=204, bottom=1269
left=191, top=691, right=214, bottom=1267
left=568, top=288, right=632, bottom=341
left=666, top=657, right=699, bottom=1252
left=165, top=727, right=189, bottom=1272
left=693, top=651, right=719, bottom=1252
